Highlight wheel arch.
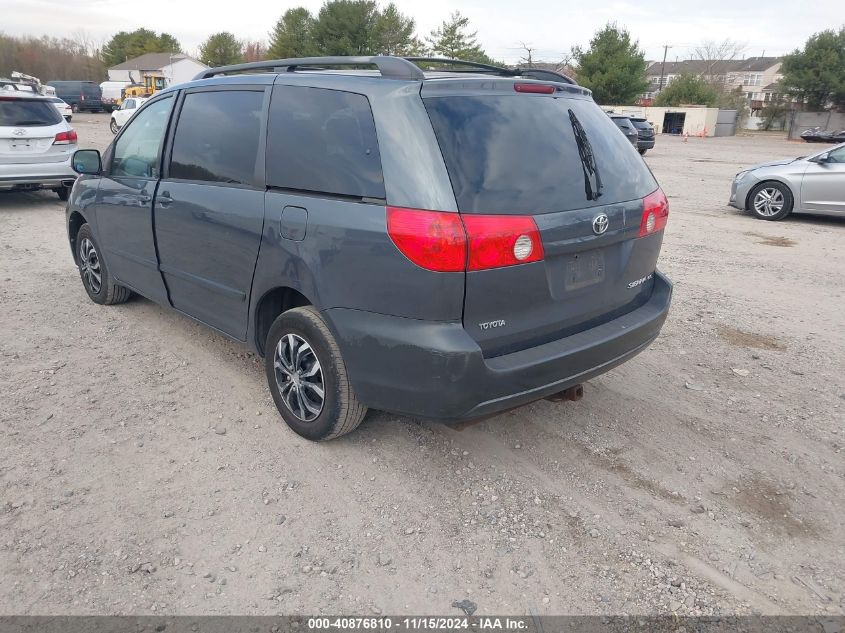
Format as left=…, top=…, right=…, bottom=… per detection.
left=253, top=286, right=313, bottom=357
left=744, top=178, right=795, bottom=212
left=68, top=210, right=88, bottom=265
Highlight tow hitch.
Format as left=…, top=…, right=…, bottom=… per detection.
left=545, top=384, right=584, bottom=402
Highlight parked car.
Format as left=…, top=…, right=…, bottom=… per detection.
left=67, top=56, right=672, bottom=441
left=800, top=127, right=845, bottom=143
left=608, top=114, right=639, bottom=148
left=48, top=97, right=73, bottom=121
left=100, top=80, right=131, bottom=112
left=110, top=97, right=147, bottom=134
left=629, top=117, right=655, bottom=155
left=729, top=142, right=845, bottom=220
left=0, top=93, right=77, bottom=199
left=46, top=81, right=102, bottom=113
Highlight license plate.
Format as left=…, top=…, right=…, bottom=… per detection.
left=564, top=250, right=605, bottom=290
left=10, top=142, right=32, bottom=151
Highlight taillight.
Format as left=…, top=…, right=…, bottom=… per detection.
left=514, top=83, right=555, bottom=94
left=53, top=130, right=78, bottom=145
left=462, top=215, right=544, bottom=270
left=638, top=188, right=669, bottom=237
left=386, top=207, right=466, bottom=272
left=386, top=207, right=545, bottom=272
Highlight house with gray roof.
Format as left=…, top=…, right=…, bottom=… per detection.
left=107, top=53, right=208, bottom=87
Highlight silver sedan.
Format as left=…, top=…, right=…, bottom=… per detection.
left=729, top=142, right=845, bottom=220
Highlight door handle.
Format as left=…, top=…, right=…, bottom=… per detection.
left=157, top=192, right=174, bottom=206
left=138, top=193, right=152, bottom=204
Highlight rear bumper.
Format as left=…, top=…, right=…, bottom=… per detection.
left=0, top=157, right=76, bottom=190
left=325, top=271, right=673, bottom=421
left=637, top=138, right=656, bottom=150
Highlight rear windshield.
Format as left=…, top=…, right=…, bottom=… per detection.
left=0, top=99, right=62, bottom=127
left=630, top=119, right=652, bottom=130
left=423, top=95, right=656, bottom=214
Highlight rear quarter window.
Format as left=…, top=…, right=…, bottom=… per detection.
left=266, top=85, right=385, bottom=200
left=423, top=95, right=656, bottom=214
left=0, top=99, right=62, bottom=126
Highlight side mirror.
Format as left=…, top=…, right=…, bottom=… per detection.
left=810, top=152, right=830, bottom=164
left=72, top=149, right=102, bottom=175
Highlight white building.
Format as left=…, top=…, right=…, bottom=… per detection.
left=107, top=53, right=208, bottom=87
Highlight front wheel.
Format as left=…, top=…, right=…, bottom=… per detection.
left=265, top=306, right=367, bottom=441
left=749, top=182, right=793, bottom=221
left=75, top=224, right=132, bottom=305
left=109, top=119, right=119, bottom=135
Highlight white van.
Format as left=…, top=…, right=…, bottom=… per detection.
left=99, top=81, right=131, bottom=112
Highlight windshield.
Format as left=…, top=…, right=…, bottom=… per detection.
left=423, top=95, right=656, bottom=214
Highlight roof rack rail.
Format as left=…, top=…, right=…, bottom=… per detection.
left=403, top=57, right=577, bottom=85
left=194, top=56, right=425, bottom=81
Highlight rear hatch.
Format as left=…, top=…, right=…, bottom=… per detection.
left=630, top=118, right=655, bottom=140
left=422, top=80, right=666, bottom=357
left=0, top=96, right=70, bottom=165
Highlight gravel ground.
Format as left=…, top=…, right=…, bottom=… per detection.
left=1, top=114, right=843, bottom=616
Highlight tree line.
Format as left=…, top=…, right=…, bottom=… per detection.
left=198, top=3, right=498, bottom=68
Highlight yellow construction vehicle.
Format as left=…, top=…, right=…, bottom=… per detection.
left=120, top=73, right=167, bottom=103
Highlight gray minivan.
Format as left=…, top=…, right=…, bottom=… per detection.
left=67, top=56, right=672, bottom=440
left=47, top=80, right=103, bottom=113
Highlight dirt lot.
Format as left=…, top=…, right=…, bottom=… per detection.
left=1, top=113, right=843, bottom=616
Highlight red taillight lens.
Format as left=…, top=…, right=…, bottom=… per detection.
left=514, top=83, right=556, bottom=94
left=53, top=130, right=78, bottom=145
left=386, top=206, right=467, bottom=272
left=386, top=207, right=545, bottom=272
left=463, top=215, right=544, bottom=270
left=638, top=188, right=669, bottom=237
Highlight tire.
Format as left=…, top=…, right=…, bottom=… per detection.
left=265, top=306, right=367, bottom=441
left=66, top=116, right=72, bottom=123
left=75, top=224, right=132, bottom=305
left=71, top=103, right=79, bottom=113
left=56, top=186, right=70, bottom=201
left=109, top=119, right=119, bottom=135
left=748, top=181, right=793, bottom=221
left=638, top=148, right=647, bottom=155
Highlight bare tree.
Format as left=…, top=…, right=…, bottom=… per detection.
left=693, top=39, right=746, bottom=90
left=519, top=42, right=535, bottom=67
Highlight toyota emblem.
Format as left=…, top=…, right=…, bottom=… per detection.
left=592, top=213, right=609, bottom=235
left=12, top=128, right=26, bottom=136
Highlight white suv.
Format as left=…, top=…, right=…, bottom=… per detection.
left=0, top=93, right=78, bottom=200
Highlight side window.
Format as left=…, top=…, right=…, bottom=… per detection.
left=112, top=96, right=173, bottom=179
left=267, top=85, right=385, bottom=199
left=124, top=99, right=135, bottom=110
left=169, top=90, right=264, bottom=186
left=827, top=146, right=845, bottom=163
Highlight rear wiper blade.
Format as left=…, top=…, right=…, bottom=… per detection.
left=568, top=109, right=603, bottom=201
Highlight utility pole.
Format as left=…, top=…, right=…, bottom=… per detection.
left=657, top=44, right=672, bottom=92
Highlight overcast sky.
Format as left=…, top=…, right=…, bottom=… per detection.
left=2, top=0, right=841, bottom=64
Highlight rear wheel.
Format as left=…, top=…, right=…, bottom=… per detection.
left=109, top=119, right=119, bottom=134
left=71, top=103, right=79, bottom=113
left=265, top=306, right=367, bottom=441
left=638, top=148, right=647, bottom=155
left=749, top=181, right=793, bottom=221
left=76, top=224, right=132, bottom=305
left=56, top=186, right=70, bottom=201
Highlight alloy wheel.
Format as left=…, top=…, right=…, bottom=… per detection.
left=752, top=187, right=784, bottom=217
left=79, top=238, right=102, bottom=294
left=273, top=333, right=325, bottom=422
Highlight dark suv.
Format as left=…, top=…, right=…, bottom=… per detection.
left=67, top=56, right=672, bottom=441
left=629, top=117, right=656, bottom=155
